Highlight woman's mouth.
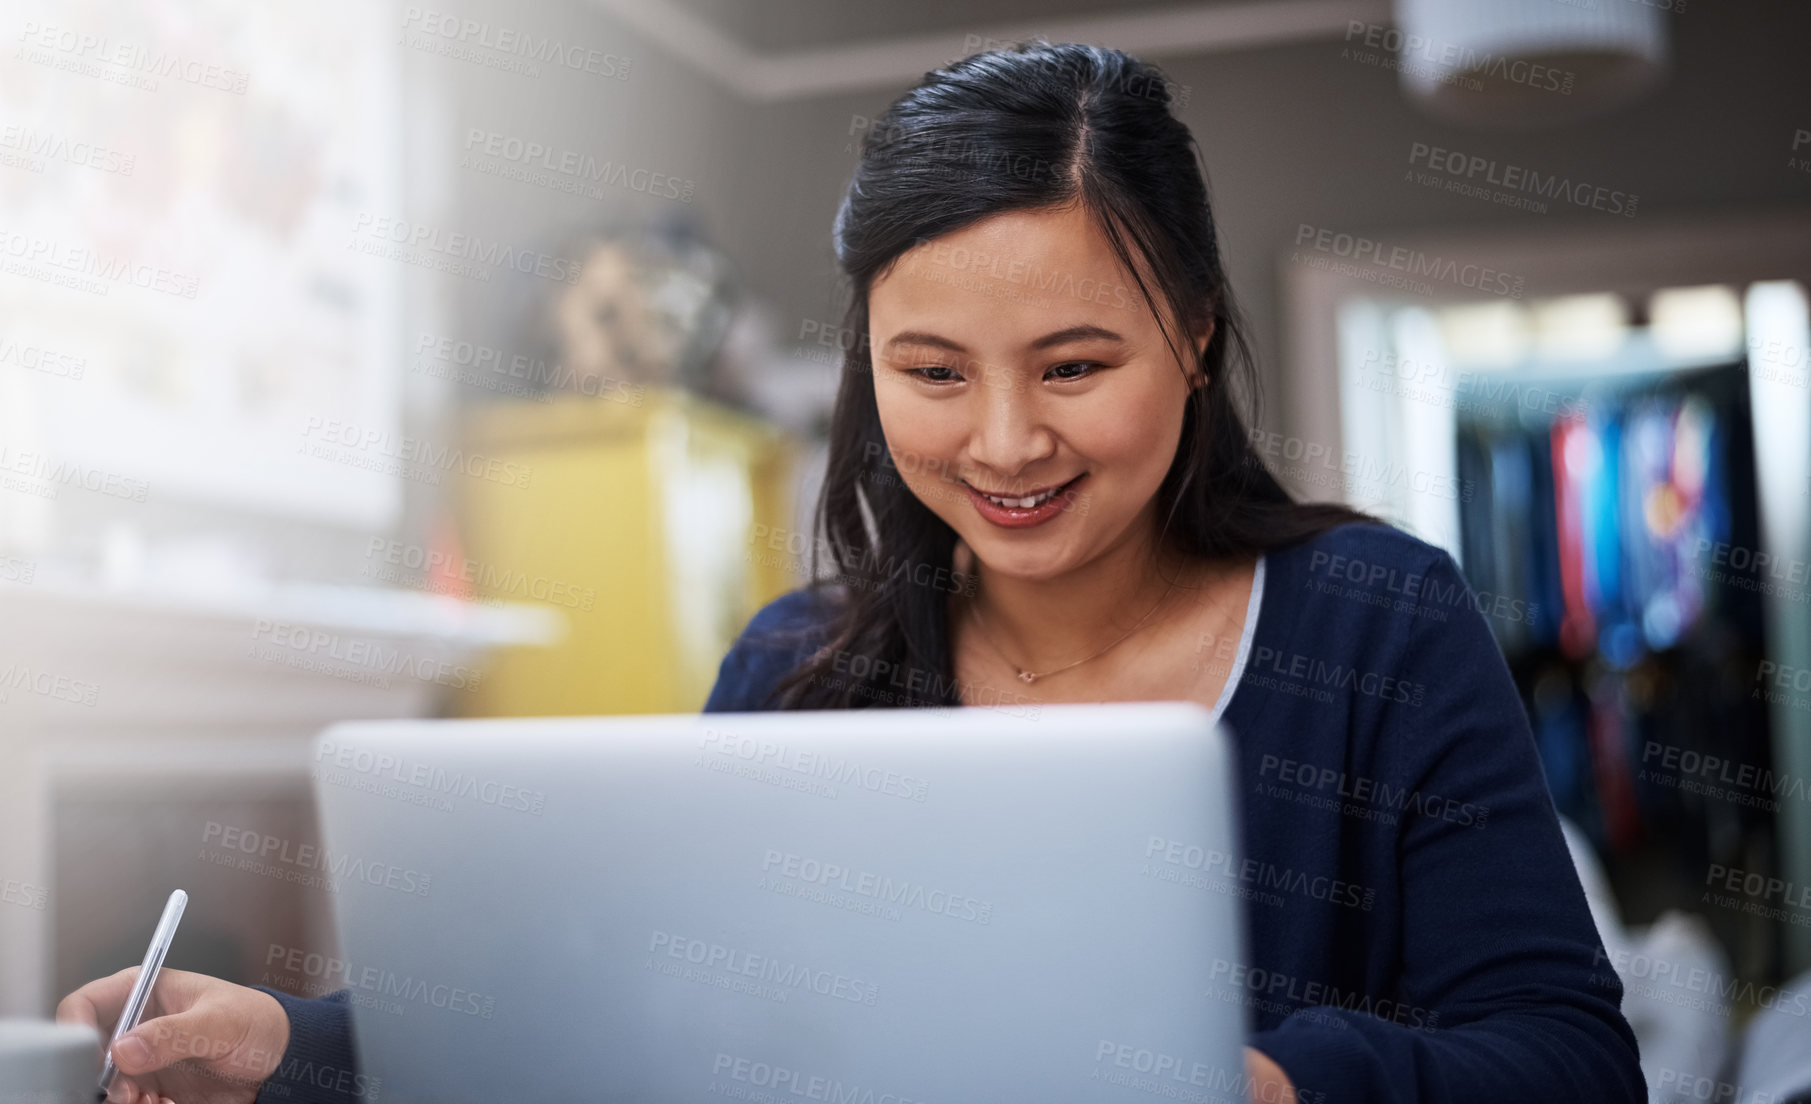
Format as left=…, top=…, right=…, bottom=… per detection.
left=962, top=473, right=1086, bottom=529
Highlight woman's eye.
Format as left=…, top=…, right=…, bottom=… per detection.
left=1045, top=361, right=1098, bottom=381
left=909, top=365, right=963, bottom=383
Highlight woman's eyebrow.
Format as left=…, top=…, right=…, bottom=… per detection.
left=882, top=324, right=1128, bottom=355
left=884, top=331, right=968, bottom=354
left=1029, top=324, right=1127, bottom=350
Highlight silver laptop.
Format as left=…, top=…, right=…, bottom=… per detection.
left=307, top=701, right=1251, bottom=1103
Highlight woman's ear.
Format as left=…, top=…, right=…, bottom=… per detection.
left=1188, top=318, right=1216, bottom=391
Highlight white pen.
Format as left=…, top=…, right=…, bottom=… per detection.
left=97, top=889, right=188, bottom=1102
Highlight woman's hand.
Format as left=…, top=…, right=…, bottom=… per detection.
left=56, top=967, right=289, bottom=1104
left=1245, top=1045, right=1298, bottom=1103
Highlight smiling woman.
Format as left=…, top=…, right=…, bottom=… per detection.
left=53, top=38, right=1647, bottom=1104
left=763, top=42, right=1370, bottom=715
left=866, top=204, right=1248, bottom=697
left=872, top=206, right=1203, bottom=581
left=703, top=39, right=1647, bottom=1104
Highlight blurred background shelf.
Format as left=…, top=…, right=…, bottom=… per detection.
left=453, top=387, right=799, bottom=717
left=0, top=578, right=556, bottom=1016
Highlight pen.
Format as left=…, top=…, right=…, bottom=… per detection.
left=96, top=889, right=187, bottom=1102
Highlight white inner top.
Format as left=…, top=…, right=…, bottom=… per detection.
left=1207, top=554, right=1267, bottom=726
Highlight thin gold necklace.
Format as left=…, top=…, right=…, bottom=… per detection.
left=965, top=574, right=1182, bottom=685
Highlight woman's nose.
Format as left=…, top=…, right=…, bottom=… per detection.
left=965, top=369, right=1054, bottom=480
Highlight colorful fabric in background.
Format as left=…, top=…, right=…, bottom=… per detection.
left=1553, top=416, right=1599, bottom=660
left=1466, top=392, right=1734, bottom=665
left=1588, top=669, right=1642, bottom=853
left=1455, top=366, right=1756, bottom=862
left=1617, top=396, right=1729, bottom=654
left=1589, top=416, right=1628, bottom=652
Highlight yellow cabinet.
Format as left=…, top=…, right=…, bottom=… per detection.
left=453, top=388, right=798, bottom=716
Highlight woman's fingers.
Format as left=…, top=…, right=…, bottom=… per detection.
left=56, top=965, right=142, bottom=1033
left=114, top=999, right=236, bottom=1077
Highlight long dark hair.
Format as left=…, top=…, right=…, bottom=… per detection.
left=766, top=41, right=1369, bottom=710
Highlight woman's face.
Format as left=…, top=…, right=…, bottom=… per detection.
left=867, top=203, right=1208, bottom=582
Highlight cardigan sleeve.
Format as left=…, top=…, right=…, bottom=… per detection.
left=702, top=587, right=837, bottom=713
left=250, top=986, right=369, bottom=1103
left=1247, top=549, right=1645, bottom=1104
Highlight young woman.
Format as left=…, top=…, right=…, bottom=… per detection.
left=60, top=42, right=1643, bottom=1104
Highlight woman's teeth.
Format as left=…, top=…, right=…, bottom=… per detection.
left=982, top=484, right=1062, bottom=508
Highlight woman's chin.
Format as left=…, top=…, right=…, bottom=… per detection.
left=959, top=539, right=1080, bottom=584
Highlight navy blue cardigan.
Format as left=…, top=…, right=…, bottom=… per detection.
left=253, top=522, right=1643, bottom=1104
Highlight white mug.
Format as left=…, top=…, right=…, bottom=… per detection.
left=0, top=1020, right=101, bottom=1104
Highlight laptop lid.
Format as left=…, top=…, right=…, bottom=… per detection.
left=305, top=701, right=1250, bottom=1103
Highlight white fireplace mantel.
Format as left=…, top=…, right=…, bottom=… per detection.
left=0, top=576, right=560, bottom=1015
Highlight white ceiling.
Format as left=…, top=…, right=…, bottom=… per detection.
left=589, top=0, right=1390, bottom=100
